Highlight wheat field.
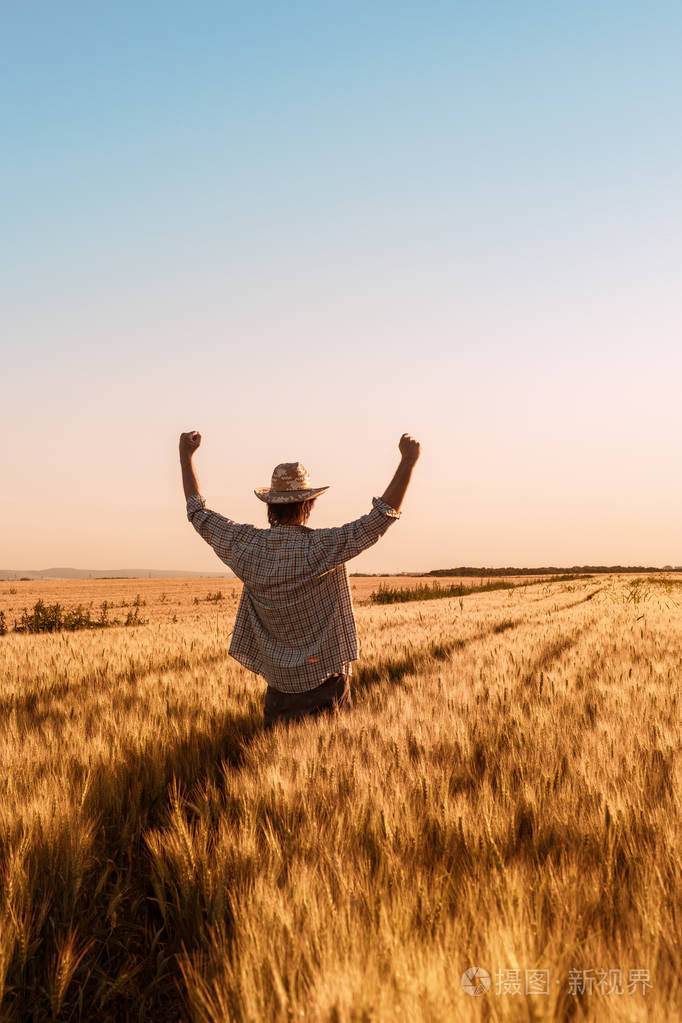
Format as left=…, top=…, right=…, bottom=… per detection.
left=0, top=574, right=680, bottom=1022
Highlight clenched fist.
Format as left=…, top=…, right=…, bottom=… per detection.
left=179, top=431, right=202, bottom=457
left=399, top=433, right=421, bottom=465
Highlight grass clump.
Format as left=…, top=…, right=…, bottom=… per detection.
left=370, top=580, right=513, bottom=604
left=369, top=574, right=586, bottom=605
left=9, top=599, right=147, bottom=634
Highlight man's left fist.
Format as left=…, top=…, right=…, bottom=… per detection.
left=179, top=431, right=202, bottom=456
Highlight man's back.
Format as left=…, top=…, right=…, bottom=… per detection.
left=180, top=431, right=420, bottom=721
left=187, top=494, right=400, bottom=691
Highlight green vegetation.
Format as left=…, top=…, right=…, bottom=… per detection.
left=636, top=576, right=682, bottom=590
left=614, top=577, right=682, bottom=609
left=8, top=599, right=147, bottom=634
left=119, top=594, right=147, bottom=609
left=370, top=575, right=588, bottom=605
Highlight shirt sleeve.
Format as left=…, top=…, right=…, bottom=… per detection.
left=310, top=497, right=401, bottom=573
left=186, top=494, right=254, bottom=568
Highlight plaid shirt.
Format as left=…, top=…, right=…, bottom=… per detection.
left=187, top=494, right=401, bottom=692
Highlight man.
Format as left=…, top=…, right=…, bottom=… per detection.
left=180, top=431, right=421, bottom=727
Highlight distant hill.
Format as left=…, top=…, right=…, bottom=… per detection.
left=0, top=568, right=232, bottom=580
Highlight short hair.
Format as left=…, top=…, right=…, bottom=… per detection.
left=267, top=498, right=316, bottom=528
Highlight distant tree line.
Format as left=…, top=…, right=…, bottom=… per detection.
left=351, top=566, right=681, bottom=579
left=426, top=566, right=681, bottom=577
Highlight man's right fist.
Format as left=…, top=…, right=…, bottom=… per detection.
left=179, top=431, right=202, bottom=456
left=399, top=433, right=421, bottom=465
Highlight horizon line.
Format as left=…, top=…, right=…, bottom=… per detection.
left=2, top=563, right=681, bottom=581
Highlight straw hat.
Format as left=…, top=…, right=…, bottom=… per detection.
left=254, top=462, right=329, bottom=504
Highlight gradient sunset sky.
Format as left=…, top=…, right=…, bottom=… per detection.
left=3, top=2, right=681, bottom=573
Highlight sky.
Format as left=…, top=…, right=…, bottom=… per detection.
left=2, top=1, right=681, bottom=573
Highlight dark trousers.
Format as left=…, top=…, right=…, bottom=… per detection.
left=263, top=673, right=352, bottom=729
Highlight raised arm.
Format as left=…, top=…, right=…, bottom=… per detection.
left=310, top=433, right=421, bottom=572
left=179, top=431, right=202, bottom=500
left=381, top=433, right=421, bottom=512
left=180, top=430, right=254, bottom=569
